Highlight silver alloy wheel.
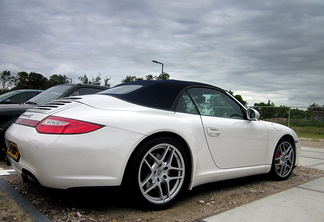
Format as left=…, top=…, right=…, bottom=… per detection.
left=274, top=140, right=295, bottom=178
left=138, top=143, right=185, bottom=204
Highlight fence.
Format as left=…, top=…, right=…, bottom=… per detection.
left=252, top=106, right=324, bottom=127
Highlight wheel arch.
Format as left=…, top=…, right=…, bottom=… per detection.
left=121, top=131, right=193, bottom=188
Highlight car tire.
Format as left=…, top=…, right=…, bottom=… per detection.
left=125, top=137, right=190, bottom=209
left=271, top=138, right=295, bottom=180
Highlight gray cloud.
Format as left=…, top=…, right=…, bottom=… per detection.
left=1, top=0, right=323, bottom=107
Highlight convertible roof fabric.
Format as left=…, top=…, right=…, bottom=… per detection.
left=100, top=80, right=222, bottom=110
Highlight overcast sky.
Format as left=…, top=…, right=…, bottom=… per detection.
left=1, top=0, right=323, bottom=107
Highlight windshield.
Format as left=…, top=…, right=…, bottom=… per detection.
left=27, top=85, right=73, bottom=105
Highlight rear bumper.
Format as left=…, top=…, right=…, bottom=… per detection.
left=5, top=123, right=144, bottom=189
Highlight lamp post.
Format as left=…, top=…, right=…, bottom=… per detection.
left=152, top=60, right=164, bottom=79
left=66, top=77, right=72, bottom=83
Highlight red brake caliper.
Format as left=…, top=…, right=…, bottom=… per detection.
left=276, top=151, right=280, bottom=164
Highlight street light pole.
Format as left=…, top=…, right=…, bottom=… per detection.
left=152, top=60, right=164, bottom=79
left=66, top=77, right=72, bottom=83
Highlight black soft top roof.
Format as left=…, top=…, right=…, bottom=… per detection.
left=99, top=80, right=224, bottom=110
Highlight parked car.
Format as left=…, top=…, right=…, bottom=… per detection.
left=0, top=89, right=43, bottom=104
left=0, top=84, right=108, bottom=160
left=5, top=80, right=300, bottom=209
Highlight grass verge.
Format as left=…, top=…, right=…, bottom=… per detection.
left=291, top=126, right=324, bottom=140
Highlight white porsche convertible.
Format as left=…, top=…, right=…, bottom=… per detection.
left=5, top=80, right=300, bottom=208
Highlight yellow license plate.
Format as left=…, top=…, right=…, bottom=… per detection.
left=7, top=141, right=20, bottom=162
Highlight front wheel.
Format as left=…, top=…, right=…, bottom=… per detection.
left=125, top=137, right=190, bottom=209
left=271, top=138, right=295, bottom=180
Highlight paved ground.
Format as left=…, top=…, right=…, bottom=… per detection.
left=204, top=147, right=324, bottom=222
left=299, top=147, right=324, bottom=170
left=0, top=166, right=17, bottom=176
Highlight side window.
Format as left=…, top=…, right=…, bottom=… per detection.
left=175, top=91, right=198, bottom=114
left=69, top=87, right=104, bottom=96
left=187, top=88, right=245, bottom=119
left=8, top=93, right=27, bottom=104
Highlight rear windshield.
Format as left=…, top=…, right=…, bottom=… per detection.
left=27, top=85, right=73, bottom=105
left=102, top=85, right=143, bottom=94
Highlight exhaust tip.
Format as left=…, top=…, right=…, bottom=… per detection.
left=22, top=169, right=40, bottom=185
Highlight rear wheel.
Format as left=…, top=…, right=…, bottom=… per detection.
left=125, top=137, right=190, bottom=209
left=271, top=138, right=295, bottom=180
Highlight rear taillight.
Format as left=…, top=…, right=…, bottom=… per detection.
left=36, top=116, right=103, bottom=134
left=15, top=118, right=39, bottom=127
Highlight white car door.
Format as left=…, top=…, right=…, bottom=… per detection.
left=186, top=88, right=269, bottom=169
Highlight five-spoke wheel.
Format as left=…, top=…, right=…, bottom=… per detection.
left=138, top=142, right=186, bottom=205
left=126, top=137, right=189, bottom=209
left=271, top=138, right=295, bottom=180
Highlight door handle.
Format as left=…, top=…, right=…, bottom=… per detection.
left=207, top=128, right=221, bottom=137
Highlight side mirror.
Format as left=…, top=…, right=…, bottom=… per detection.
left=247, top=108, right=260, bottom=121
left=4, top=99, right=11, bottom=104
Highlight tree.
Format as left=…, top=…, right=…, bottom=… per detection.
left=227, top=90, right=248, bottom=106
left=47, top=74, right=68, bottom=88
left=79, top=73, right=106, bottom=85
left=308, top=103, right=324, bottom=111
left=121, top=75, right=144, bottom=83
left=79, top=74, right=90, bottom=84
left=8, top=71, right=48, bottom=90
left=276, top=105, right=290, bottom=118
left=103, top=76, right=111, bottom=87
left=121, top=72, right=170, bottom=83
left=305, top=103, right=324, bottom=120
left=0, top=70, right=15, bottom=91
left=290, top=107, right=307, bottom=119
left=26, top=72, right=48, bottom=89
left=156, top=72, right=170, bottom=80
left=14, top=71, right=29, bottom=89
left=254, top=100, right=276, bottom=119
left=92, top=74, right=101, bottom=85
left=145, top=74, right=155, bottom=80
